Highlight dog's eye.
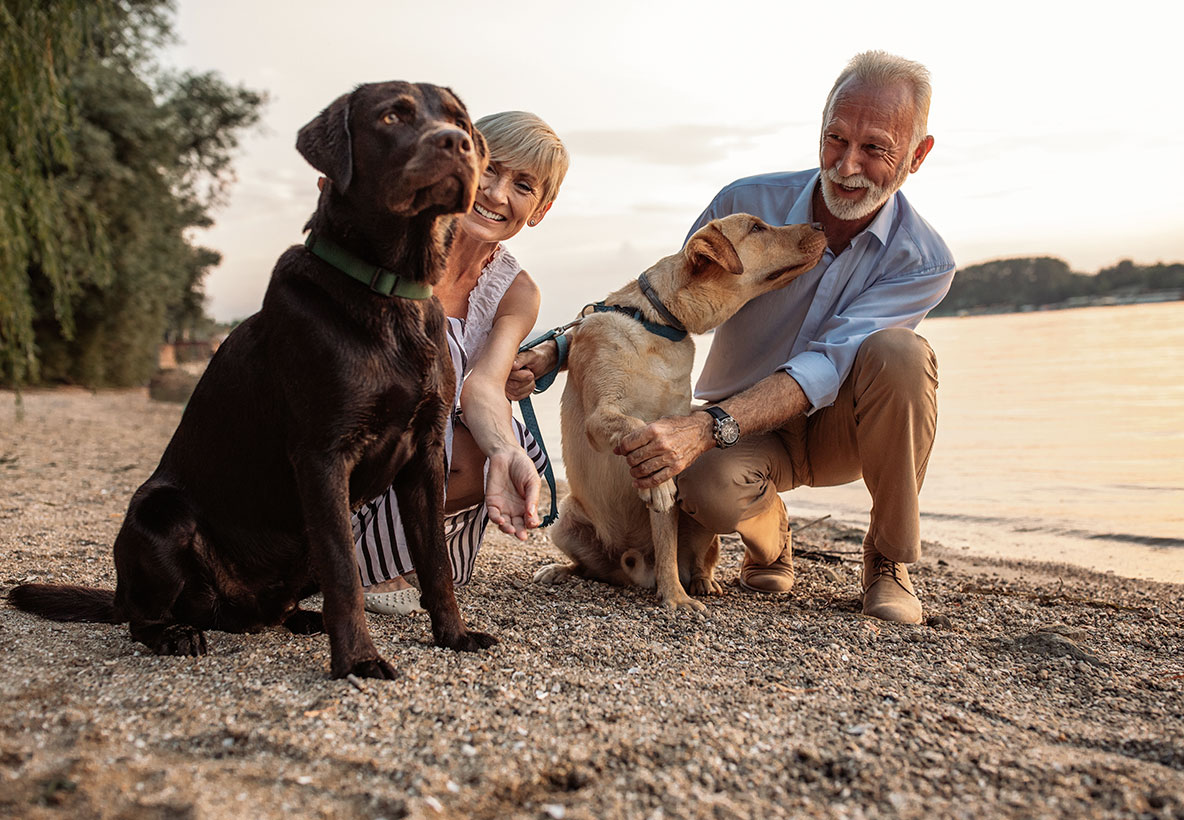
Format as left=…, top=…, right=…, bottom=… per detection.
left=382, top=112, right=400, bottom=125
left=749, top=222, right=766, bottom=234
left=454, top=117, right=469, bottom=131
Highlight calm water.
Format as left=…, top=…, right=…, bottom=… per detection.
left=527, top=301, right=1184, bottom=583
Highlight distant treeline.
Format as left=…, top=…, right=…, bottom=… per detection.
left=932, top=257, right=1184, bottom=316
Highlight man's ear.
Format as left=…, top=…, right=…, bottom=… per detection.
left=910, top=135, right=934, bottom=173
left=685, top=222, right=743, bottom=276
left=296, top=92, right=354, bottom=191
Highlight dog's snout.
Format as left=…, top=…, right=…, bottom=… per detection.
left=432, top=126, right=473, bottom=155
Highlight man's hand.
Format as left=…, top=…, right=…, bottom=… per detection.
left=485, top=448, right=542, bottom=540
left=506, top=339, right=560, bottom=400
left=613, top=412, right=715, bottom=489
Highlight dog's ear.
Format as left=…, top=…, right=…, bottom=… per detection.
left=685, top=223, right=744, bottom=276
left=296, top=92, right=354, bottom=191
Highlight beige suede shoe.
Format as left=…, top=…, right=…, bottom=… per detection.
left=862, top=547, right=922, bottom=623
left=739, top=529, right=794, bottom=594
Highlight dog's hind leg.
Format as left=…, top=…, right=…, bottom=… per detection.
left=293, top=458, right=395, bottom=680
left=681, top=513, right=723, bottom=596
left=114, top=485, right=208, bottom=657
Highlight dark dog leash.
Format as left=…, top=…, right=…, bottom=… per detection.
left=516, top=325, right=573, bottom=527
left=515, top=272, right=687, bottom=527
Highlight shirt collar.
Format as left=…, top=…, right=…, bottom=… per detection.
left=789, top=170, right=900, bottom=249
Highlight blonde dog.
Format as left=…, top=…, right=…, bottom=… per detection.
left=534, top=214, right=826, bottom=609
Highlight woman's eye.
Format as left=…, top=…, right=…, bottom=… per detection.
left=516, top=182, right=535, bottom=194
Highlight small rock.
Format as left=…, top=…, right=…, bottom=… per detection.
left=926, top=614, right=952, bottom=629
left=1011, top=631, right=1107, bottom=667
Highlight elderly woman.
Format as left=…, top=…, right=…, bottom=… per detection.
left=353, top=111, right=569, bottom=614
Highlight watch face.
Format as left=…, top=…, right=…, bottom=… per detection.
left=718, top=419, right=740, bottom=446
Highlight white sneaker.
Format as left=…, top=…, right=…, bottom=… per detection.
left=363, top=587, right=425, bottom=615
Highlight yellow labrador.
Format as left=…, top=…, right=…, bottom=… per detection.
left=534, top=214, right=826, bottom=609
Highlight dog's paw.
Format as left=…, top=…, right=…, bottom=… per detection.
left=153, top=624, right=208, bottom=657
left=533, top=563, right=573, bottom=585
left=340, top=656, right=397, bottom=680
left=283, top=609, right=324, bottom=635
left=438, top=629, right=499, bottom=652
left=659, top=592, right=707, bottom=612
left=689, top=576, right=724, bottom=596
left=637, top=480, right=677, bottom=513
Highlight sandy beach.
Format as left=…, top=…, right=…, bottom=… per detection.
left=1, top=388, right=1182, bottom=819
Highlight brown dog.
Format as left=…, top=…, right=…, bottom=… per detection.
left=534, top=215, right=826, bottom=609
left=9, top=81, right=496, bottom=679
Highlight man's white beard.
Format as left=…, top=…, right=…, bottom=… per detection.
left=820, top=162, right=909, bottom=222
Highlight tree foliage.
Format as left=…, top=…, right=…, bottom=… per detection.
left=933, top=257, right=1184, bottom=316
left=1, top=0, right=264, bottom=387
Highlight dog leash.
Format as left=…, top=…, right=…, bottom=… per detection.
left=516, top=324, right=575, bottom=527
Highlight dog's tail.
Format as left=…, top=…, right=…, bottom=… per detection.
left=7, top=583, right=122, bottom=624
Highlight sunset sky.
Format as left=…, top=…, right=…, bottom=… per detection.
left=168, top=0, right=1182, bottom=326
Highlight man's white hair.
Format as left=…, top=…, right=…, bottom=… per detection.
left=823, top=51, right=932, bottom=147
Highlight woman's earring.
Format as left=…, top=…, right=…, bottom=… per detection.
left=528, top=218, right=538, bottom=227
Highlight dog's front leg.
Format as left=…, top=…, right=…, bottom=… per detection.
left=294, top=457, right=394, bottom=680
left=650, top=504, right=704, bottom=611
left=395, top=446, right=497, bottom=652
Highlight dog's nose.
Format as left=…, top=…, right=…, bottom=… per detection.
left=432, top=126, right=473, bottom=155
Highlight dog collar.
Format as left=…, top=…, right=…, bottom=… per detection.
left=586, top=302, right=687, bottom=342
left=637, top=272, right=686, bottom=333
left=304, top=234, right=433, bottom=300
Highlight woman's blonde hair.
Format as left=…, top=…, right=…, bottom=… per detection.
left=475, top=111, right=570, bottom=207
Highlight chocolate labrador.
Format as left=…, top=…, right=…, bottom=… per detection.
left=9, top=81, right=497, bottom=679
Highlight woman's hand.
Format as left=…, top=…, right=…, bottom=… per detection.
left=485, top=447, right=542, bottom=540
left=506, top=339, right=559, bottom=400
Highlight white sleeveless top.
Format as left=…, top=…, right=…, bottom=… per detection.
left=459, top=244, right=522, bottom=371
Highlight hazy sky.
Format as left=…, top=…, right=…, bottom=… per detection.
left=168, top=0, right=1183, bottom=325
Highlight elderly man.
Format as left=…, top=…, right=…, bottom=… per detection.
left=612, top=50, right=955, bottom=623
left=515, top=50, right=954, bottom=623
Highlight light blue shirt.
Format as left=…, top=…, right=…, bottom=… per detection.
left=689, top=169, right=956, bottom=412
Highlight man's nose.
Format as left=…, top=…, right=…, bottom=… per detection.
left=835, top=146, right=861, bottom=177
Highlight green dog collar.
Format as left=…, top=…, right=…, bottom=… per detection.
left=304, top=234, right=433, bottom=300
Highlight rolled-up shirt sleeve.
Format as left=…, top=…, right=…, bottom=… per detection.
left=780, top=258, right=956, bottom=412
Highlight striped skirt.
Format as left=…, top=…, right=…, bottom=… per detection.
left=352, top=415, right=548, bottom=587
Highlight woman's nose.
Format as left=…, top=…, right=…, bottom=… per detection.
left=483, top=172, right=510, bottom=202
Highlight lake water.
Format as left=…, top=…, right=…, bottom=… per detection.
left=525, top=301, right=1184, bottom=584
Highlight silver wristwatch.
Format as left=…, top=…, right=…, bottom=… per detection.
left=705, top=406, right=740, bottom=449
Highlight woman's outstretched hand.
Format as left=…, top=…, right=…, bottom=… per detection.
left=485, top=448, right=542, bottom=540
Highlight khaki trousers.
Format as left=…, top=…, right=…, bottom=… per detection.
left=676, top=328, right=938, bottom=564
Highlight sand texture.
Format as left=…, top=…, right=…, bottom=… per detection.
left=1, top=389, right=1182, bottom=819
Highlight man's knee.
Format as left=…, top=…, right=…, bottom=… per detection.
left=676, top=455, right=760, bottom=535
left=854, top=328, right=937, bottom=396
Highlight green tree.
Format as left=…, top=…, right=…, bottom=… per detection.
left=1, top=0, right=264, bottom=387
